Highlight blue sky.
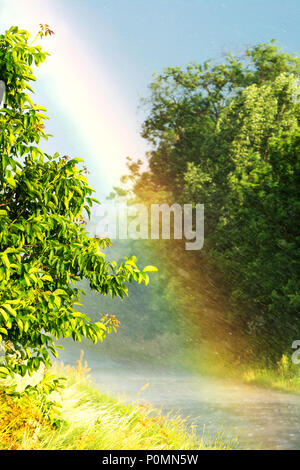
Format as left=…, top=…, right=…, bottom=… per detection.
left=0, top=0, right=300, bottom=199
left=68, top=0, right=300, bottom=91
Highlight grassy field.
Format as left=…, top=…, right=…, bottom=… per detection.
left=0, top=359, right=236, bottom=451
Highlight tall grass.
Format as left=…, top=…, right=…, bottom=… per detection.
left=0, top=390, right=51, bottom=450
left=242, top=354, right=300, bottom=395
left=0, top=354, right=236, bottom=450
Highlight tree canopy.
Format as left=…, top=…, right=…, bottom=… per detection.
left=116, top=41, right=300, bottom=358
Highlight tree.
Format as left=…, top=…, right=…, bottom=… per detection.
left=0, top=26, right=155, bottom=382
left=116, top=41, right=300, bottom=359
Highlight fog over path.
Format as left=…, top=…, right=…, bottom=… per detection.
left=60, top=344, right=300, bottom=450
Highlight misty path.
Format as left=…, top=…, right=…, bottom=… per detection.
left=59, top=344, right=300, bottom=450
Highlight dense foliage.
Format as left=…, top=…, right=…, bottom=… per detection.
left=0, top=26, right=154, bottom=382
left=117, top=42, right=300, bottom=358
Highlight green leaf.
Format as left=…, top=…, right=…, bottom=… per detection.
left=143, top=265, right=158, bottom=273
left=0, top=366, right=9, bottom=376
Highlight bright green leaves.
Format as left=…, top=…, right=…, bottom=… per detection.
left=0, top=25, right=156, bottom=386
left=143, top=265, right=158, bottom=273
left=0, top=366, right=10, bottom=378
left=0, top=27, right=51, bottom=185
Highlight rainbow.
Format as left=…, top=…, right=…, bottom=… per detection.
left=0, top=0, right=147, bottom=197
